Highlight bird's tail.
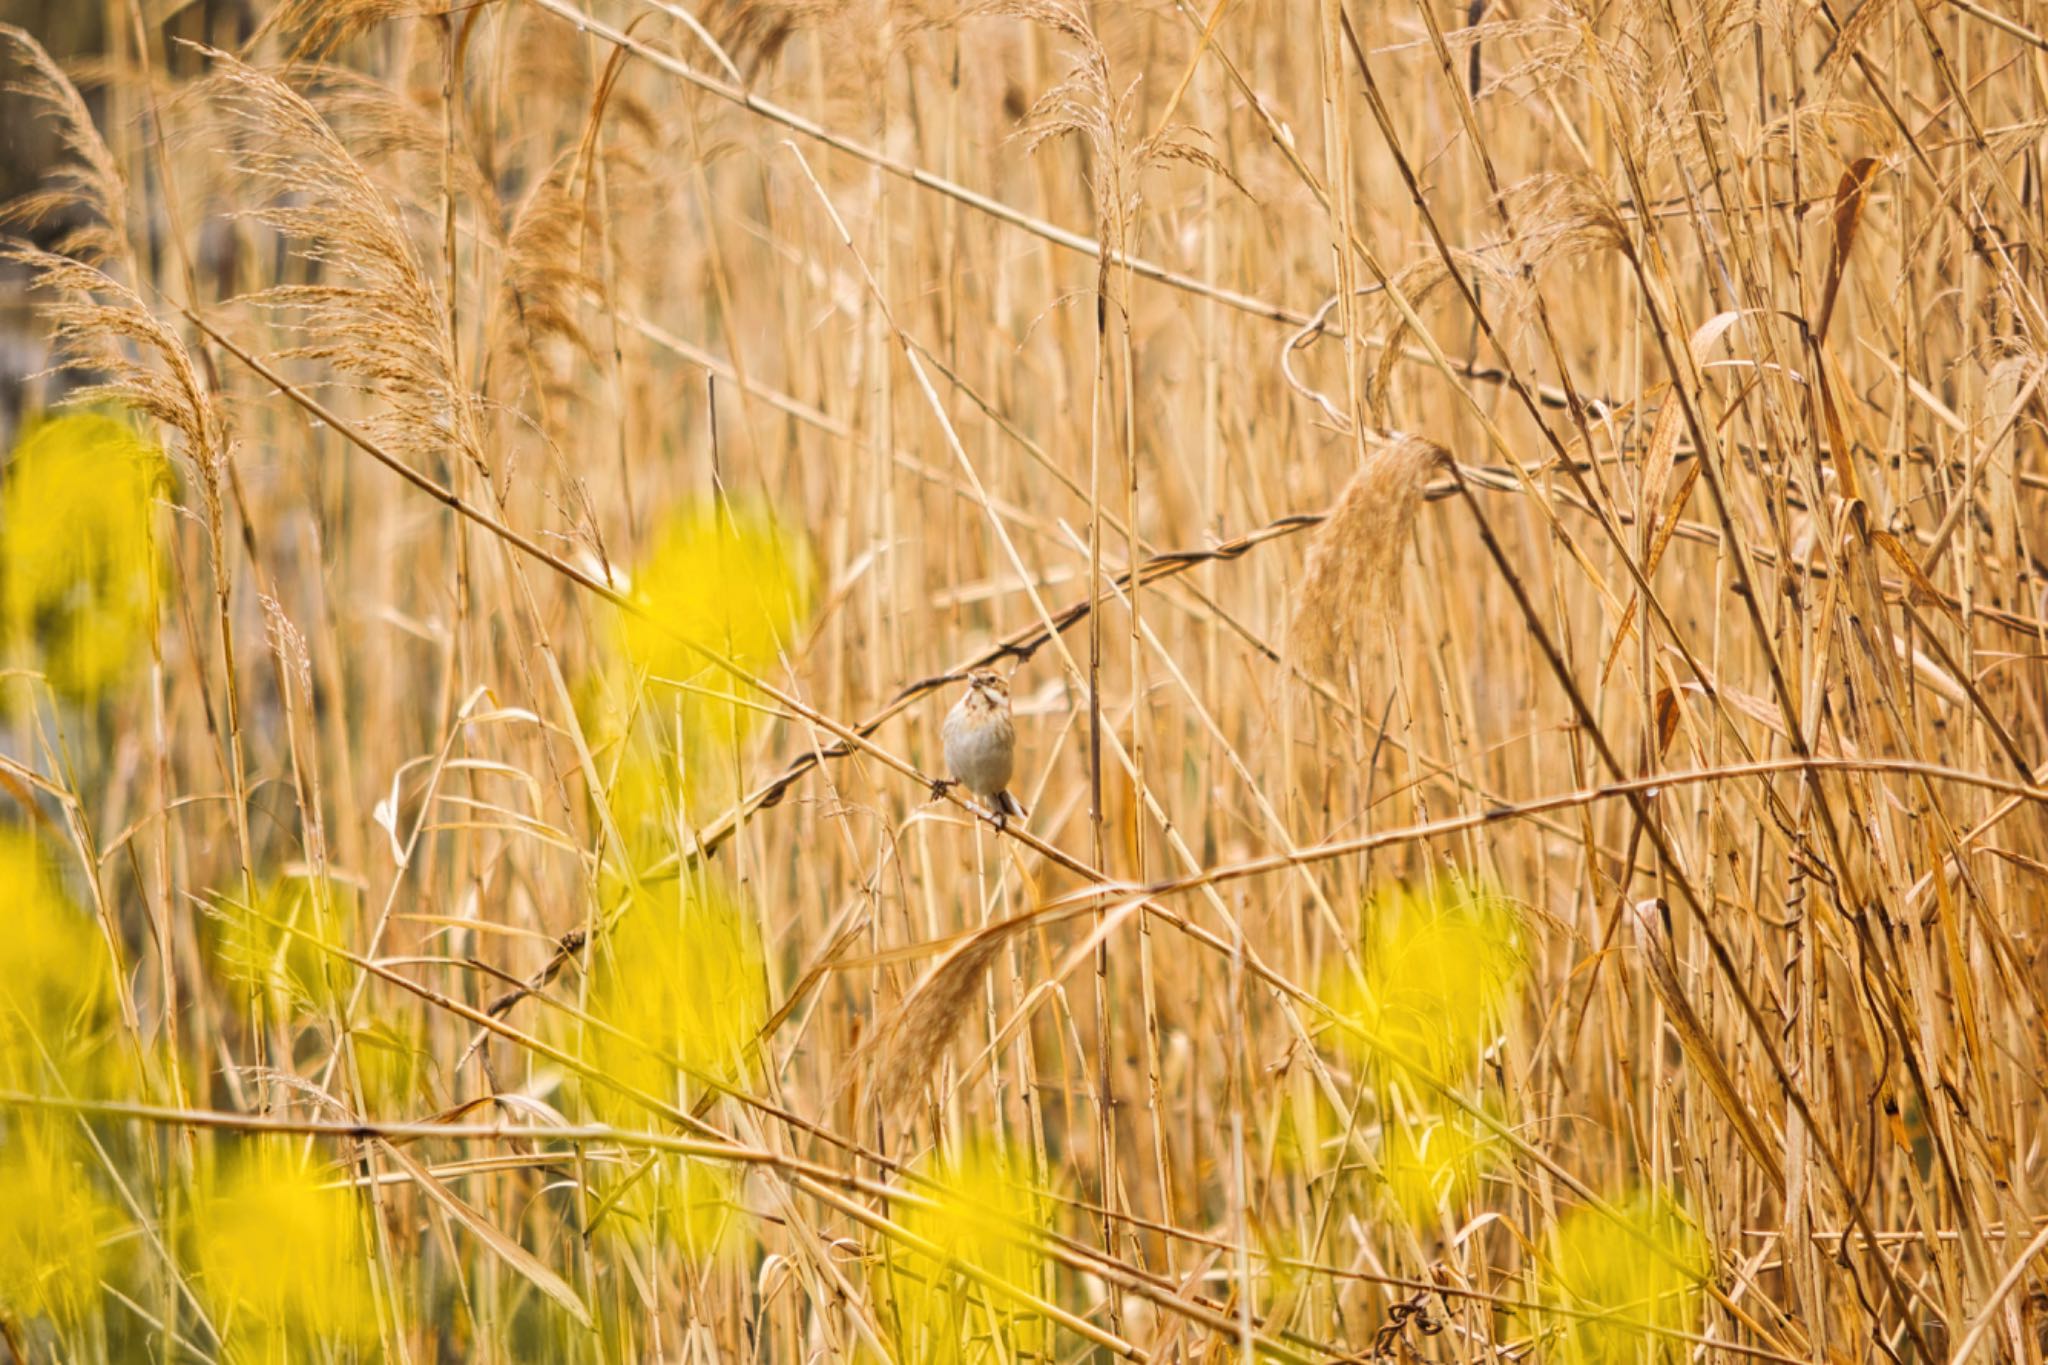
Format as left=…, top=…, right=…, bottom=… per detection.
left=995, top=789, right=1027, bottom=820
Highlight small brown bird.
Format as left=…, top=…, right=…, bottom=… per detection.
left=939, top=670, right=1025, bottom=828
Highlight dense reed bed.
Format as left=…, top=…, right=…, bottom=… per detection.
left=2, top=0, right=2046, bottom=1359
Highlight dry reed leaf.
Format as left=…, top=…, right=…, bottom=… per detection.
left=1598, top=396, right=1695, bottom=686
left=1869, top=529, right=1951, bottom=613
left=1288, top=435, right=1449, bottom=680
left=1816, top=157, right=1879, bottom=344
left=1653, top=686, right=1681, bottom=760
left=376, top=1139, right=596, bottom=1329
left=1890, top=634, right=1967, bottom=709
left=1628, top=899, right=1787, bottom=1196
left=1635, top=392, right=1687, bottom=533
left=1678, top=673, right=1858, bottom=759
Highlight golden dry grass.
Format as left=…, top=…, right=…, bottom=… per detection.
left=2, top=0, right=2048, bottom=1360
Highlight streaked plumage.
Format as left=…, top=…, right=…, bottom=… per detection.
left=941, top=670, right=1025, bottom=827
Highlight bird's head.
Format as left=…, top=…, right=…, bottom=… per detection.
left=965, top=670, right=1009, bottom=707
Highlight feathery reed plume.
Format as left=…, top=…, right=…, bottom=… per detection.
left=1366, top=259, right=1452, bottom=427
left=1496, top=171, right=1630, bottom=282
left=255, top=0, right=432, bottom=62
left=203, top=51, right=484, bottom=473
left=872, top=928, right=1011, bottom=1126
left=9, top=250, right=224, bottom=467
left=295, top=65, right=495, bottom=210
left=991, top=0, right=1237, bottom=242
left=1818, top=0, right=1894, bottom=94
left=700, top=1, right=802, bottom=77
left=998, top=0, right=1133, bottom=243
left=0, top=26, right=129, bottom=269
left=493, top=156, right=598, bottom=399
left=1, top=28, right=226, bottom=481
left=1288, top=434, right=1448, bottom=679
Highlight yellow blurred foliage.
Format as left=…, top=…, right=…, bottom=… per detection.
left=666, top=1155, right=746, bottom=1263
left=0, top=829, right=111, bottom=1090
left=599, top=742, right=688, bottom=879
left=1379, top=1107, right=1499, bottom=1228
left=0, top=412, right=169, bottom=704
left=1541, top=1187, right=1710, bottom=1363
left=611, top=497, right=812, bottom=715
left=1325, top=881, right=1526, bottom=1081
left=0, top=1121, right=115, bottom=1327
left=885, top=1139, right=1050, bottom=1363
left=586, top=881, right=767, bottom=1113
left=598, top=1153, right=750, bottom=1267
left=192, top=1140, right=374, bottom=1356
left=353, top=1009, right=430, bottom=1111
left=590, top=498, right=814, bottom=817
left=211, top=874, right=357, bottom=1018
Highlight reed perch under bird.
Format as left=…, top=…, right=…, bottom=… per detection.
left=938, top=670, right=1025, bottom=828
